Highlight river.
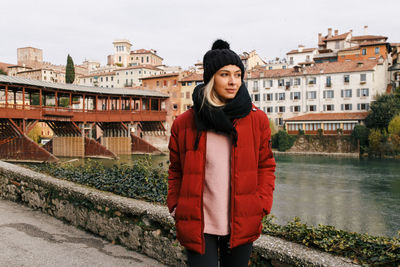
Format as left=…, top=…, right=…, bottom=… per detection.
left=58, top=153, right=400, bottom=237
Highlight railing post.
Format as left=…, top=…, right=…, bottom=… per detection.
left=22, top=87, right=25, bottom=110
left=5, top=84, right=8, bottom=108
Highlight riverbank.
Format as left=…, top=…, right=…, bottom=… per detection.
left=273, top=150, right=360, bottom=158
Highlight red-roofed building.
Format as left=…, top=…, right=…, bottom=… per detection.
left=286, top=45, right=318, bottom=67
left=285, top=112, right=368, bottom=135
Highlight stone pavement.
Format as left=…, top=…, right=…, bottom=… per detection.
left=0, top=198, right=165, bottom=267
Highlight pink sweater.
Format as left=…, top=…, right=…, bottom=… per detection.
left=203, top=131, right=231, bottom=235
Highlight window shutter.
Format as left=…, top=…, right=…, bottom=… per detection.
left=275, top=106, right=278, bottom=113
left=298, top=92, right=301, bottom=100
left=290, top=92, right=293, bottom=100
left=341, top=90, right=344, bottom=97
left=366, top=88, right=369, bottom=96
left=350, top=104, right=352, bottom=110
left=298, top=106, right=301, bottom=112
left=290, top=106, right=293, bottom=112
left=271, top=94, right=273, bottom=101
left=357, top=103, right=360, bottom=110
left=323, top=91, right=326, bottom=98
left=350, top=89, right=352, bottom=97
left=275, top=93, right=278, bottom=100
left=263, top=94, right=266, bottom=101
left=283, top=106, right=285, bottom=112
left=357, top=89, right=360, bottom=97
left=323, top=105, right=326, bottom=111
left=306, top=105, right=309, bottom=111
left=341, top=104, right=344, bottom=111
left=332, top=91, right=334, bottom=98
left=306, top=92, right=308, bottom=99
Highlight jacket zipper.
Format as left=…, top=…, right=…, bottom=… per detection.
left=200, top=132, right=207, bottom=254
left=229, top=118, right=240, bottom=248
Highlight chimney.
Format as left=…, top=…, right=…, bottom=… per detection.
left=334, top=29, right=338, bottom=36
left=364, top=25, right=368, bottom=35
left=328, top=28, right=332, bottom=38
left=318, top=33, right=322, bottom=43
left=298, top=44, right=304, bottom=52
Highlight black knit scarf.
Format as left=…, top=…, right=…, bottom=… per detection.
left=192, top=83, right=252, bottom=150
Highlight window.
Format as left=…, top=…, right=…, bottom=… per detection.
left=282, top=65, right=286, bottom=69
left=172, top=104, right=178, bottom=110
left=360, top=74, right=367, bottom=83
left=119, top=56, right=121, bottom=62
left=308, top=77, right=316, bottom=85
left=262, top=80, right=267, bottom=88
left=335, top=41, right=339, bottom=49
left=278, top=79, right=284, bottom=86
left=253, top=80, right=259, bottom=91
left=278, top=106, right=285, bottom=113
left=111, top=77, right=113, bottom=81
left=326, top=76, right=331, bottom=87
left=307, top=91, right=317, bottom=99
left=101, top=77, right=103, bottom=82
left=186, top=92, right=190, bottom=99
left=324, top=104, right=334, bottom=111
left=253, top=94, right=260, bottom=102
left=294, top=78, right=301, bottom=86
left=341, top=89, right=352, bottom=98
left=163, top=80, right=167, bottom=87
left=289, top=57, right=294, bottom=64
left=323, top=90, right=334, bottom=98
left=306, top=55, right=310, bottom=62
left=341, top=104, right=353, bottom=111
left=292, top=105, right=301, bottom=112
left=266, top=106, right=273, bottom=113
left=187, top=82, right=192, bottom=86
left=269, top=80, right=273, bottom=87
left=278, top=93, right=285, bottom=100
left=308, top=105, right=317, bottom=112
left=291, top=92, right=301, bottom=100
left=156, top=81, right=160, bottom=86
left=344, top=75, right=350, bottom=83
left=147, top=56, right=149, bottom=63
left=357, top=88, right=369, bottom=97
left=269, top=66, right=272, bottom=70
left=362, top=49, right=366, bottom=55
left=266, top=93, right=273, bottom=101
left=182, top=82, right=186, bottom=86
left=358, top=103, right=370, bottom=110
left=375, top=47, right=380, bottom=54
left=106, top=77, right=108, bottom=82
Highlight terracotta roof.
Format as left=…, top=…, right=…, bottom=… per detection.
left=322, top=32, right=351, bottom=42
left=180, top=73, right=203, bottom=82
left=117, top=65, right=161, bottom=71
left=131, top=49, right=153, bottom=54
left=285, top=112, right=368, bottom=122
left=358, top=41, right=388, bottom=47
left=390, top=43, right=400, bottom=47
left=247, top=60, right=378, bottom=79
left=351, top=35, right=387, bottom=41
left=338, top=46, right=360, bottom=52
left=287, top=48, right=317, bottom=55
left=140, top=72, right=179, bottom=80
left=0, top=62, right=13, bottom=73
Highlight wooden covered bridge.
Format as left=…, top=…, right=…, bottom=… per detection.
left=0, top=75, right=168, bottom=162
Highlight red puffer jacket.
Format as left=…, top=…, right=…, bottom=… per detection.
left=167, top=106, right=276, bottom=254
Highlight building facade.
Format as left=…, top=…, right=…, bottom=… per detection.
left=179, top=73, right=203, bottom=113
left=246, top=60, right=388, bottom=127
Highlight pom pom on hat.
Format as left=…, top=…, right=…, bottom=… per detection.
left=212, top=39, right=230, bottom=50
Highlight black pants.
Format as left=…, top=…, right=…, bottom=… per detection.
left=186, top=234, right=253, bottom=267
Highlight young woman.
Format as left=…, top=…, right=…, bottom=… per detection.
left=167, top=39, right=276, bottom=267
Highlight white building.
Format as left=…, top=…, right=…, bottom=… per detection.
left=245, top=60, right=388, bottom=127
left=286, top=45, right=318, bottom=66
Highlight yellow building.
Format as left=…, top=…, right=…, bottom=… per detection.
left=179, top=73, right=203, bottom=113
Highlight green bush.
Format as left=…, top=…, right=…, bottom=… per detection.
left=30, top=158, right=167, bottom=204
left=368, top=129, right=386, bottom=158
left=274, top=130, right=296, bottom=151
left=297, top=129, right=304, bottom=135
left=262, top=216, right=400, bottom=266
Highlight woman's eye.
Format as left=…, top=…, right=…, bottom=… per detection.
left=236, top=73, right=241, bottom=78
left=220, top=73, right=228, bottom=77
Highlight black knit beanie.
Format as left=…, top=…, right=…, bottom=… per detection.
left=203, top=39, right=245, bottom=84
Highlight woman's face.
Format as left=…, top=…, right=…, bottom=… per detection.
left=213, top=65, right=242, bottom=103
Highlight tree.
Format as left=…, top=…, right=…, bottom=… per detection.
left=27, top=124, right=42, bottom=144
left=351, top=124, right=370, bottom=153
left=388, top=114, right=400, bottom=136
left=268, top=119, right=278, bottom=135
left=0, top=69, right=7, bottom=75
left=365, top=94, right=400, bottom=130
left=65, top=54, right=75, bottom=84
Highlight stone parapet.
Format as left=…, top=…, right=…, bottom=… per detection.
left=0, top=160, right=357, bottom=267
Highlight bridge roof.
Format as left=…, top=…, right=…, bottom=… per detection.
left=0, top=75, right=168, bottom=98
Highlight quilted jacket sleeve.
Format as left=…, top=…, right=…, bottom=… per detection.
left=167, top=120, right=182, bottom=213
left=257, top=114, right=276, bottom=216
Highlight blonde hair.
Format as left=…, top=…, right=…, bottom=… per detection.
left=201, top=75, right=225, bottom=109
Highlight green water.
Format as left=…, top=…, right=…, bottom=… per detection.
left=58, top=154, right=400, bottom=237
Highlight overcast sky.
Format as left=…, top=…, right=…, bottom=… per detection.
left=1, top=0, right=399, bottom=68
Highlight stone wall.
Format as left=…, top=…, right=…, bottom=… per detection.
left=289, top=135, right=358, bottom=154
left=0, top=161, right=357, bottom=267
